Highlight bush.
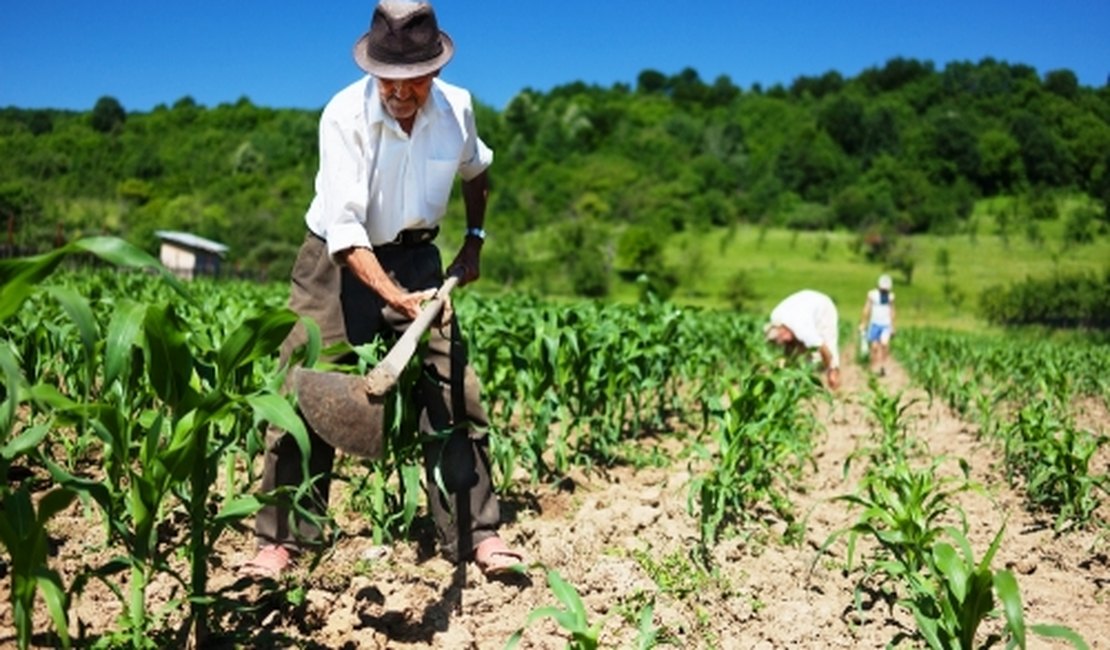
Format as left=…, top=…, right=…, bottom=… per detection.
left=980, top=269, right=1110, bottom=328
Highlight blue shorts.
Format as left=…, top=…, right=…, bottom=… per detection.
left=868, top=324, right=892, bottom=344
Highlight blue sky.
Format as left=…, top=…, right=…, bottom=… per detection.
left=2, top=1, right=1107, bottom=113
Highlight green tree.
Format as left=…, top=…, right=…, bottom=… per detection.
left=819, top=95, right=866, bottom=155
left=1011, top=111, right=1071, bottom=186
left=976, top=128, right=1023, bottom=193
left=90, top=96, right=126, bottom=134
left=1043, top=69, right=1079, bottom=100
left=774, top=126, right=851, bottom=203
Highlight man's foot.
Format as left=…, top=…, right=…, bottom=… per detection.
left=473, top=536, right=526, bottom=577
left=240, top=544, right=291, bottom=578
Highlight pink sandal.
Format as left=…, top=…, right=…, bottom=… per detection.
left=473, top=536, right=526, bottom=577
left=240, top=544, right=292, bottom=578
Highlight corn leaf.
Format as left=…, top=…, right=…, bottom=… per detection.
left=0, top=249, right=66, bottom=322
left=1, top=423, right=49, bottom=461
left=34, top=569, right=71, bottom=649
left=246, top=393, right=310, bottom=461
left=933, top=542, right=969, bottom=604
left=547, top=570, right=588, bottom=625
left=71, top=236, right=191, bottom=302
left=213, top=496, right=264, bottom=524
left=1028, top=624, right=1089, bottom=650
left=104, top=301, right=147, bottom=388
left=0, top=343, right=21, bottom=437
left=215, top=310, right=298, bottom=381
left=45, top=286, right=98, bottom=369
left=993, top=569, right=1026, bottom=649
left=142, top=303, right=196, bottom=409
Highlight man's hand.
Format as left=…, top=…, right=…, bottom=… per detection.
left=341, top=246, right=434, bottom=320
left=447, top=236, right=482, bottom=286
left=391, top=288, right=437, bottom=321
left=826, top=367, right=841, bottom=391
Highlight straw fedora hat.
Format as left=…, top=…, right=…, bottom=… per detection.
left=353, top=2, right=454, bottom=79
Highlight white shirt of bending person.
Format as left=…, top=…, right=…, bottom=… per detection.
left=305, top=76, right=493, bottom=257
left=770, top=289, right=841, bottom=369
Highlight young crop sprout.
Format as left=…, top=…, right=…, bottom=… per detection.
left=903, top=526, right=1089, bottom=650
left=505, top=568, right=601, bottom=650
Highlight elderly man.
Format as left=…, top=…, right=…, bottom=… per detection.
left=764, top=289, right=841, bottom=390
left=245, top=1, right=522, bottom=577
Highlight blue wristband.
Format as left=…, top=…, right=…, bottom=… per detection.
left=466, top=227, right=487, bottom=241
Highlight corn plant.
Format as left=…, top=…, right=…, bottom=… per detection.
left=0, top=347, right=73, bottom=649
left=691, top=366, right=817, bottom=546
left=343, top=354, right=426, bottom=544
left=0, top=484, right=76, bottom=649
left=0, top=238, right=192, bottom=647
left=504, top=568, right=601, bottom=650
left=34, top=301, right=303, bottom=646
left=1001, top=402, right=1109, bottom=531
left=902, top=526, right=1089, bottom=650
left=1, top=239, right=309, bottom=647
left=844, top=378, right=925, bottom=475
left=819, top=456, right=972, bottom=616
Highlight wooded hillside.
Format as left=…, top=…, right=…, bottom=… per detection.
left=2, top=57, right=1108, bottom=290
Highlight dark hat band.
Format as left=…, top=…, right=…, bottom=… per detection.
left=366, top=37, right=444, bottom=66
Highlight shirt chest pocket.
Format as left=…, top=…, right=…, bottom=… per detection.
left=424, top=159, right=458, bottom=210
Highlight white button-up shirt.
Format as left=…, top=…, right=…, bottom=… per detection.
left=770, top=289, right=841, bottom=368
left=304, top=76, right=493, bottom=256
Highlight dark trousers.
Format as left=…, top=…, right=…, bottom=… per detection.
left=255, top=233, right=500, bottom=562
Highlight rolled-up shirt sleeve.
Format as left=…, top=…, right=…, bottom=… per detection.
left=454, top=93, right=493, bottom=182
left=305, top=82, right=374, bottom=257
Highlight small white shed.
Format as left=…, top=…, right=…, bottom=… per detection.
left=155, top=230, right=229, bottom=280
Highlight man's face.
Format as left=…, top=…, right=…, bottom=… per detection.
left=377, top=73, right=435, bottom=122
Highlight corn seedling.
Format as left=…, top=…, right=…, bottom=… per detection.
left=1002, top=402, right=1109, bottom=531
left=504, top=568, right=601, bottom=650
left=691, top=367, right=817, bottom=546
left=819, top=456, right=972, bottom=616
left=858, top=377, right=923, bottom=467
left=0, top=485, right=75, bottom=649
left=902, top=526, right=1089, bottom=650
left=897, top=328, right=1109, bottom=530
left=2, top=240, right=308, bottom=647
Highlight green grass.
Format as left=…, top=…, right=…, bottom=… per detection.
left=474, top=195, right=1107, bottom=332
left=649, top=212, right=1108, bottom=331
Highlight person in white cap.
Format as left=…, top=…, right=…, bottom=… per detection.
left=764, top=289, right=841, bottom=390
left=859, top=274, right=896, bottom=375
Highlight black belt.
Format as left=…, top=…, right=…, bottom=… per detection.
left=308, top=227, right=439, bottom=248
left=378, top=227, right=439, bottom=247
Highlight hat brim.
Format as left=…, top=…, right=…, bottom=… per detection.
left=352, top=31, right=454, bottom=79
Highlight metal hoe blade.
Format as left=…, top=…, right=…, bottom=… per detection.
left=290, top=276, right=458, bottom=458
left=292, top=367, right=386, bottom=458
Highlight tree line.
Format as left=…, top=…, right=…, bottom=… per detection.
left=1, top=56, right=1107, bottom=287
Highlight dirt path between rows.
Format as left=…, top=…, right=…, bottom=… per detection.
left=4, top=354, right=1108, bottom=649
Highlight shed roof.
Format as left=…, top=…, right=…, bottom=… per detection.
left=155, top=230, right=229, bottom=256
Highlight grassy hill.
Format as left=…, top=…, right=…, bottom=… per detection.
left=614, top=199, right=1109, bottom=331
